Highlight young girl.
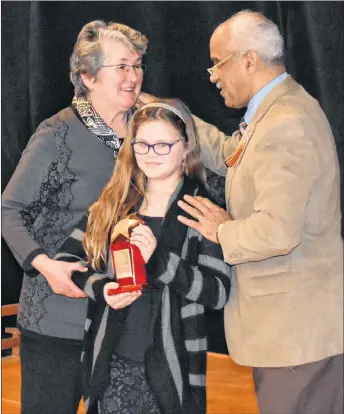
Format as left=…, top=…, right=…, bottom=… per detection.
left=55, top=99, right=231, bottom=414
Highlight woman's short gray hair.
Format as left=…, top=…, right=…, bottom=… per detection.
left=70, top=20, right=148, bottom=97
left=229, top=10, right=284, bottom=65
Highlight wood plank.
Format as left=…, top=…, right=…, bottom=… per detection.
left=207, top=352, right=259, bottom=414
left=1, top=337, right=20, bottom=351
left=2, top=356, right=22, bottom=414
left=2, top=304, right=19, bottom=317
left=1, top=399, right=21, bottom=414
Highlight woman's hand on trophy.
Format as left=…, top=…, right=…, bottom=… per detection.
left=104, top=282, right=142, bottom=309
left=130, top=224, right=157, bottom=263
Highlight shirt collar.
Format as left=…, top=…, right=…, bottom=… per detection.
left=244, top=72, right=288, bottom=124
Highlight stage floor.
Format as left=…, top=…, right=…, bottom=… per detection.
left=2, top=352, right=259, bottom=413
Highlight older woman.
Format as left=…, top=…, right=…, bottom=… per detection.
left=2, top=20, right=148, bottom=413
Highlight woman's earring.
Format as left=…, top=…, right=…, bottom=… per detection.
left=180, top=156, right=186, bottom=175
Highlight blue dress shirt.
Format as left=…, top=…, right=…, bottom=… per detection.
left=244, top=72, right=288, bottom=124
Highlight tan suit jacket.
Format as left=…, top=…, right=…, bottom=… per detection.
left=195, top=76, right=343, bottom=367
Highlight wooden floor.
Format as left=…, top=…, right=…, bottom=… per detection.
left=1, top=352, right=259, bottom=414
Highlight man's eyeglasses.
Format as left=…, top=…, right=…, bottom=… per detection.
left=102, top=63, right=147, bottom=75
left=131, top=140, right=180, bottom=155
left=207, top=53, right=236, bottom=76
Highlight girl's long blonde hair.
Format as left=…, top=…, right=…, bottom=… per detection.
left=83, top=98, right=205, bottom=271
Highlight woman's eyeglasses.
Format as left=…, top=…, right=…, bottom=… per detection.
left=102, top=63, right=147, bottom=75
left=131, top=140, right=180, bottom=155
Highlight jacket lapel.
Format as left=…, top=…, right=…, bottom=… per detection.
left=226, top=76, right=300, bottom=170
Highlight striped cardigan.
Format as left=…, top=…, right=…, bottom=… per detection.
left=55, top=176, right=231, bottom=414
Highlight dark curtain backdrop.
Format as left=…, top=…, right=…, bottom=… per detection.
left=2, top=1, right=344, bottom=309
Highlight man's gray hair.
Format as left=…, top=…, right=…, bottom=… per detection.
left=70, top=20, right=148, bottom=97
left=229, top=10, right=284, bottom=65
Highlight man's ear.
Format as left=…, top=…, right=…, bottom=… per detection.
left=245, top=50, right=259, bottom=73
left=80, top=72, right=95, bottom=91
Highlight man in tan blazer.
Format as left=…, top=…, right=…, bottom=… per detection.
left=178, top=10, right=343, bottom=414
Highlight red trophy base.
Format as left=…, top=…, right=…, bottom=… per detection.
left=107, top=284, right=143, bottom=295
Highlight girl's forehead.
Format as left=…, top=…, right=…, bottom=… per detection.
left=136, top=119, right=177, bottom=135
